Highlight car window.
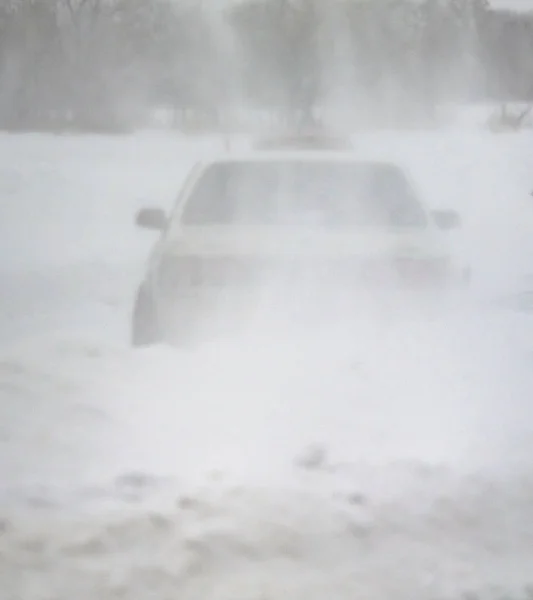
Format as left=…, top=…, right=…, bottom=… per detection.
left=179, top=160, right=427, bottom=229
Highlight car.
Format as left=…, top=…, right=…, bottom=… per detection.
left=131, top=151, right=468, bottom=347
left=253, top=133, right=353, bottom=151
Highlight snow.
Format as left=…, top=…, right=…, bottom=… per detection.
left=1, top=128, right=533, bottom=598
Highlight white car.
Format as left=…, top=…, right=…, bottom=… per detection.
left=253, top=133, right=353, bottom=151
left=131, top=151, right=468, bottom=346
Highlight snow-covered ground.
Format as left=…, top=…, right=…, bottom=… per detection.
left=1, top=129, right=533, bottom=599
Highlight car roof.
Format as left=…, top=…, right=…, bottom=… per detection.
left=198, top=150, right=399, bottom=167
left=253, top=134, right=353, bottom=151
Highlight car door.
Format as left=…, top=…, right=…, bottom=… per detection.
left=149, top=162, right=207, bottom=322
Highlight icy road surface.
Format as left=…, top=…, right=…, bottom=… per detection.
left=1, top=131, right=533, bottom=599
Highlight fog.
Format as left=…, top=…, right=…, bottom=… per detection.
left=0, top=0, right=532, bottom=132
left=1, top=1, right=533, bottom=599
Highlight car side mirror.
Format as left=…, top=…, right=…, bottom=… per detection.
left=135, top=207, right=167, bottom=231
left=431, top=209, right=461, bottom=231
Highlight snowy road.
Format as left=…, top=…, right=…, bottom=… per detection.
left=1, top=130, right=533, bottom=599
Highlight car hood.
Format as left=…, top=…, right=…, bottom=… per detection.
left=166, top=225, right=446, bottom=260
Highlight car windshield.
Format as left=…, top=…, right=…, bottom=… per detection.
left=180, top=160, right=427, bottom=229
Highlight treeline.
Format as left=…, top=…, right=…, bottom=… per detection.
left=0, top=0, right=531, bottom=132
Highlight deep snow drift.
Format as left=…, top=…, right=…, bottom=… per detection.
left=1, top=129, right=533, bottom=599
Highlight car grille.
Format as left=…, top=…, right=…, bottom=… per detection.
left=158, top=255, right=450, bottom=293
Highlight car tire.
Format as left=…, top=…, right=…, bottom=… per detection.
left=131, top=285, right=161, bottom=347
